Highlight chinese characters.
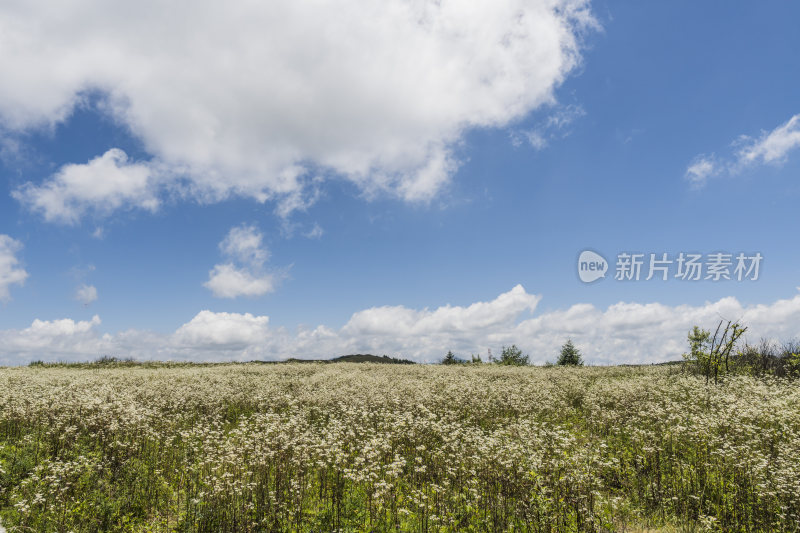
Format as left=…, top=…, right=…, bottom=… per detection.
left=613, top=252, right=762, bottom=281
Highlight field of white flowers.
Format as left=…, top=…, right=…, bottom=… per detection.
left=0, top=362, right=799, bottom=532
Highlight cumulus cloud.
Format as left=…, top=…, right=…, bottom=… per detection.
left=2, top=0, right=596, bottom=220
left=12, top=148, right=159, bottom=223
left=686, top=113, right=800, bottom=188
left=343, top=284, right=540, bottom=336
left=173, top=310, right=270, bottom=349
left=0, top=315, right=108, bottom=364
left=204, top=225, right=276, bottom=298
left=219, top=225, right=268, bottom=267
left=3, top=286, right=800, bottom=365
left=75, top=284, right=98, bottom=306
left=0, top=235, right=28, bottom=301
left=27, top=315, right=102, bottom=337
left=204, top=264, right=275, bottom=299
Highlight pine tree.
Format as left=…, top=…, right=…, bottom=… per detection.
left=557, top=339, right=583, bottom=366
left=497, top=345, right=529, bottom=366
left=441, top=351, right=463, bottom=365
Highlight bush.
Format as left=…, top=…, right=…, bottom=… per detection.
left=682, top=320, right=746, bottom=383
left=730, top=338, right=800, bottom=379
left=682, top=320, right=747, bottom=384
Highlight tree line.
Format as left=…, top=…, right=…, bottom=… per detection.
left=439, top=319, right=799, bottom=382
left=440, top=340, right=584, bottom=366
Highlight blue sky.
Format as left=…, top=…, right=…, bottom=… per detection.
left=1, top=1, right=799, bottom=364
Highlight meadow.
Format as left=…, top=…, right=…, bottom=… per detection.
left=0, top=362, right=798, bottom=532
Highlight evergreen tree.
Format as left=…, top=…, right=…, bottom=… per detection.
left=498, top=345, right=529, bottom=366
left=557, top=339, right=584, bottom=366
left=441, top=351, right=464, bottom=365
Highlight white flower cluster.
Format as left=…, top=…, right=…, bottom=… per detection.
left=0, top=363, right=798, bottom=531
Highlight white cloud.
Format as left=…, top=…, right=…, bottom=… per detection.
left=75, top=284, right=98, bottom=306
left=173, top=310, right=270, bottom=349
left=204, top=225, right=276, bottom=298
left=2, top=288, right=800, bottom=365
left=219, top=225, right=268, bottom=267
left=0, top=315, right=108, bottom=364
left=684, top=155, right=717, bottom=189
left=686, top=113, right=800, bottom=188
left=343, top=284, right=540, bottom=337
left=0, top=235, right=28, bottom=301
left=26, top=315, right=101, bottom=337
left=736, top=114, right=800, bottom=166
left=12, top=148, right=159, bottom=224
left=204, top=264, right=275, bottom=299
left=3, top=0, right=596, bottom=220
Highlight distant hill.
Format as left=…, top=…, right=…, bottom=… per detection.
left=26, top=354, right=418, bottom=368
left=332, top=354, right=415, bottom=364
left=282, top=354, right=416, bottom=365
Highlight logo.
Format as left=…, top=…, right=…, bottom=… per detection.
left=577, top=249, right=762, bottom=283
left=578, top=250, right=608, bottom=283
